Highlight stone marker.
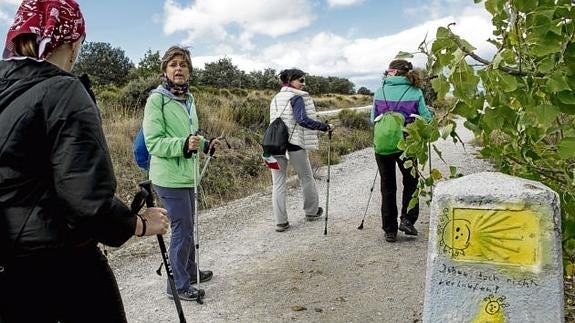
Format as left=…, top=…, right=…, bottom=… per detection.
left=423, top=172, right=563, bottom=322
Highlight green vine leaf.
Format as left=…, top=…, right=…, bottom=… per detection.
left=396, top=51, right=414, bottom=59
left=558, top=137, right=575, bottom=160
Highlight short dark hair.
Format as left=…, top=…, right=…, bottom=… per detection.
left=279, top=68, right=305, bottom=84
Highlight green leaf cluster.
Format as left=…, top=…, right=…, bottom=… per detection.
left=400, top=0, right=575, bottom=273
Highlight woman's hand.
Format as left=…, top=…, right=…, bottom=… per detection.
left=187, top=135, right=201, bottom=151
left=135, top=207, right=169, bottom=236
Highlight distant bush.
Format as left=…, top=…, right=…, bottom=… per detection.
left=229, top=88, right=248, bottom=97
left=98, top=88, right=121, bottom=106
left=231, top=98, right=268, bottom=131
left=357, top=86, right=373, bottom=95
left=120, top=76, right=161, bottom=110
left=337, top=109, right=370, bottom=130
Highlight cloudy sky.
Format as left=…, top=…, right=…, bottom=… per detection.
left=0, top=0, right=495, bottom=91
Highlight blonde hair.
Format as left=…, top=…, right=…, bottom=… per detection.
left=161, top=46, right=192, bottom=72
left=12, top=34, right=39, bottom=58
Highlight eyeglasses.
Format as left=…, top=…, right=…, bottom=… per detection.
left=297, top=78, right=305, bottom=83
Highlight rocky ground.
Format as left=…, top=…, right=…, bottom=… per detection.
left=109, top=119, right=493, bottom=322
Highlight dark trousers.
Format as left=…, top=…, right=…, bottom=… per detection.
left=153, top=185, right=197, bottom=293
left=375, top=152, right=419, bottom=234
left=0, top=246, right=127, bottom=323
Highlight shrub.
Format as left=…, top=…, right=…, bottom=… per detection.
left=120, top=76, right=161, bottom=110
left=337, top=109, right=370, bottom=130
left=232, top=104, right=268, bottom=131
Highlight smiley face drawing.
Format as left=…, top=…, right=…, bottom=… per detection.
left=442, top=219, right=471, bottom=255
left=439, top=208, right=540, bottom=266
left=472, top=294, right=508, bottom=323
left=485, top=299, right=501, bottom=315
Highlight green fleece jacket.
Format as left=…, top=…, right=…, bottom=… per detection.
left=143, top=91, right=205, bottom=188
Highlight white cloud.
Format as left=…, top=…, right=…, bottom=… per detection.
left=192, top=7, right=494, bottom=91
left=163, top=0, right=314, bottom=44
left=326, top=0, right=364, bottom=8
left=405, top=0, right=478, bottom=20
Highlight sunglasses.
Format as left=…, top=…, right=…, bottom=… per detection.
left=297, top=78, right=305, bottom=83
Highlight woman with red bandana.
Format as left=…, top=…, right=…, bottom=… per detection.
left=0, top=1, right=169, bottom=322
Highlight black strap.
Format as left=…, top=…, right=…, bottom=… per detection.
left=273, top=96, right=297, bottom=141
left=159, top=94, right=168, bottom=129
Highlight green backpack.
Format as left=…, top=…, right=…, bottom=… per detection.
left=373, top=86, right=410, bottom=155
left=373, top=111, right=405, bottom=155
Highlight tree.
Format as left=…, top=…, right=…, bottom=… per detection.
left=134, top=49, right=161, bottom=79
left=357, top=86, right=373, bottom=95
left=73, top=42, right=134, bottom=87
left=249, top=68, right=278, bottom=90
left=328, top=77, right=355, bottom=94
left=202, top=57, right=242, bottom=88
left=398, top=0, right=575, bottom=270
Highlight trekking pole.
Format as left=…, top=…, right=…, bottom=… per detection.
left=193, top=150, right=204, bottom=305
left=323, top=129, right=332, bottom=236
left=133, top=180, right=187, bottom=323
left=357, top=169, right=379, bottom=230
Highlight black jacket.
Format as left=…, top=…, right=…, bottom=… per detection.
left=0, top=58, right=135, bottom=258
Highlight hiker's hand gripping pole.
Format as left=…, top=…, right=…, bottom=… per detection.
left=136, top=180, right=188, bottom=323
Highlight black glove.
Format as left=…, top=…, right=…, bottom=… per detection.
left=203, top=138, right=216, bottom=155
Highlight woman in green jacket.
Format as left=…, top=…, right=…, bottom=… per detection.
left=143, top=46, right=218, bottom=301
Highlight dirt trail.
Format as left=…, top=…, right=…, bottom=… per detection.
left=110, top=118, right=491, bottom=322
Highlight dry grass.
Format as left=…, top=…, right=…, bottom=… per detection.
left=99, top=88, right=372, bottom=208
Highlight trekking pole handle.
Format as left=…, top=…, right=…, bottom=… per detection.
left=138, top=180, right=155, bottom=208
left=188, top=130, right=202, bottom=155
left=326, top=122, right=333, bottom=140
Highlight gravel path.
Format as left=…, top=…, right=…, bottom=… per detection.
left=109, top=118, right=493, bottom=322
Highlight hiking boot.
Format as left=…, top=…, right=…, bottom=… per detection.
left=275, top=222, right=290, bottom=232
left=399, top=220, right=418, bottom=236
left=305, top=207, right=323, bottom=221
left=167, top=287, right=205, bottom=302
left=190, top=270, right=213, bottom=284
left=385, top=232, right=397, bottom=243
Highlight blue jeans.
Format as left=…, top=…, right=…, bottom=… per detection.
left=153, top=185, right=197, bottom=293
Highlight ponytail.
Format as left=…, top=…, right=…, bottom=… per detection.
left=405, top=70, right=423, bottom=89
left=12, top=34, right=39, bottom=58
